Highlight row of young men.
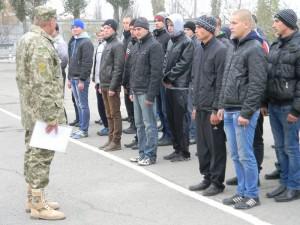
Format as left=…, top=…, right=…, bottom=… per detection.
left=65, top=8, right=300, bottom=210
left=16, top=5, right=300, bottom=219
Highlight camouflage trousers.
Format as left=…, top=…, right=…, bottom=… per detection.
left=24, top=130, right=55, bottom=189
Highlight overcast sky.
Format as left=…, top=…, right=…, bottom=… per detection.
left=47, top=0, right=300, bottom=19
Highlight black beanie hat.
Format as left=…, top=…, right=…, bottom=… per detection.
left=184, top=21, right=196, bottom=33
left=195, top=15, right=217, bottom=34
left=134, top=17, right=149, bottom=30
left=103, top=19, right=118, bottom=31
left=274, top=9, right=298, bottom=30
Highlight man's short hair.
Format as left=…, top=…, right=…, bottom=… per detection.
left=232, top=9, right=254, bottom=26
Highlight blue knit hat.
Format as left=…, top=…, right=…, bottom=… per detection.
left=72, top=18, right=85, bottom=29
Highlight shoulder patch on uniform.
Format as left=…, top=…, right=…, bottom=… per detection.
left=38, top=63, right=46, bottom=74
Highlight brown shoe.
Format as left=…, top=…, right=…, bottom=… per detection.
left=99, top=140, right=111, bottom=150
left=104, top=142, right=121, bottom=151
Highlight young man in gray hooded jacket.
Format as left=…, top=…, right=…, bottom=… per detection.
left=162, top=14, right=194, bottom=162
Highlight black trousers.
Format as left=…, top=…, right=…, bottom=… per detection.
left=253, top=112, right=264, bottom=172
left=124, top=90, right=135, bottom=125
left=196, top=110, right=227, bottom=188
left=96, top=84, right=108, bottom=128
left=166, top=89, right=190, bottom=157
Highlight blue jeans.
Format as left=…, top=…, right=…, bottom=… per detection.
left=224, top=110, right=259, bottom=198
left=133, top=94, right=158, bottom=160
left=71, top=79, right=90, bottom=132
left=269, top=104, right=300, bottom=190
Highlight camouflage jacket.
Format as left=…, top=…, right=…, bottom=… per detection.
left=16, top=25, right=66, bottom=130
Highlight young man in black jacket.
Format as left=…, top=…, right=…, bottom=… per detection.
left=99, top=19, right=125, bottom=151
left=188, top=16, right=227, bottom=196
left=92, top=25, right=109, bottom=137
left=153, top=13, right=173, bottom=147
left=183, top=20, right=198, bottom=145
left=122, top=16, right=136, bottom=135
left=261, top=9, right=300, bottom=202
left=68, top=19, right=94, bottom=139
left=129, top=17, right=164, bottom=166
left=218, top=9, right=267, bottom=209
left=162, top=14, right=194, bottom=162
left=123, top=19, right=139, bottom=150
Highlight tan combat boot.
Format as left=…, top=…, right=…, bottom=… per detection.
left=30, top=189, right=65, bottom=220
left=25, top=185, right=60, bottom=213
left=104, top=142, right=122, bottom=152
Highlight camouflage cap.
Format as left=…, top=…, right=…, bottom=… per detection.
left=34, top=5, right=57, bottom=21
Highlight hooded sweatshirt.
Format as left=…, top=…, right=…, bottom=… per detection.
left=68, top=31, right=94, bottom=81
left=165, top=14, right=184, bottom=38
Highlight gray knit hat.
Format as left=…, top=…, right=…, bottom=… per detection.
left=134, top=17, right=149, bottom=30
left=274, top=9, right=298, bottom=30
left=195, top=15, right=216, bottom=34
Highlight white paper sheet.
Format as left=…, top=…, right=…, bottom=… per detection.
left=29, top=120, right=73, bottom=152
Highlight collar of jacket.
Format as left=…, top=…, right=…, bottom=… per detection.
left=138, top=32, right=152, bottom=44
left=277, top=30, right=299, bottom=47
left=153, top=28, right=166, bottom=37
left=30, top=25, right=54, bottom=44
left=201, top=36, right=217, bottom=49
left=131, top=38, right=137, bottom=45
left=170, top=31, right=185, bottom=43
left=232, top=30, right=262, bottom=48
left=105, top=33, right=117, bottom=43
left=123, top=30, right=131, bottom=39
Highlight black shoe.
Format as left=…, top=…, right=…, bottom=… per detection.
left=189, top=180, right=211, bottom=191
left=202, top=184, right=224, bottom=196
left=95, top=119, right=103, bottom=125
left=123, top=125, right=136, bottom=134
left=69, top=120, right=79, bottom=126
left=170, top=154, right=190, bottom=162
left=265, top=169, right=280, bottom=180
left=131, top=143, right=138, bottom=150
left=266, top=185, right=286, bottom=198
left=274, top=189, right=300, bottom=202
left=234, top=197, right=260, bottom=209
left=122, top=117, right=128, bottom=121
left=158, top=137, right=172, bottom=146
left=163, top=151, right=178, bottom=160
left=226, top=177, right=238, bottom=186
left=124, top=139, right=138, bottom=148
left=223, top=194, right=244, bottom=205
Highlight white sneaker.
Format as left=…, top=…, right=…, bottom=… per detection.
left=129, top=156, right=143, bottom=163
left=138, top=157, right=155, bottom=166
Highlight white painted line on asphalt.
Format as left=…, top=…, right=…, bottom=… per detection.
left=0, top=107, right=273, bottom=225
left=0, top=107, right=21, bottom=120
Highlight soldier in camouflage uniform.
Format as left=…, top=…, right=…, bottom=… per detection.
left=16, top=5, right=66, bottom=220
